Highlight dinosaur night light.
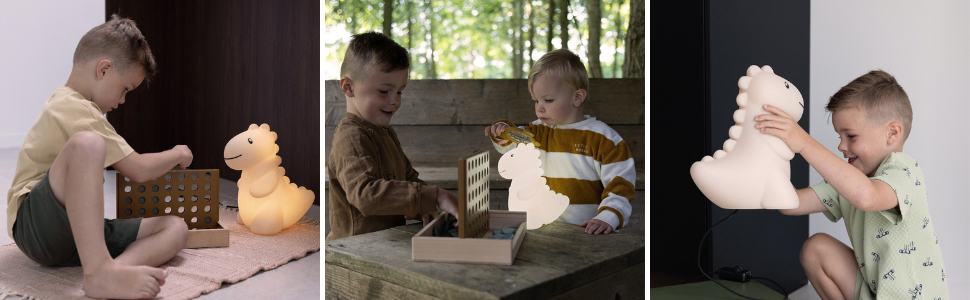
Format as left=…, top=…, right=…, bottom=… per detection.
left=225, top=123, right=315, bottom=235
left=498, top=143, right=569, bottom=229
left=690, top=65, right=804, bottom=209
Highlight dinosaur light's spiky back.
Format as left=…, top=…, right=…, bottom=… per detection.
left=690, top=65, right=804, bottom=209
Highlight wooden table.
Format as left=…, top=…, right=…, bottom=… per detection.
left=325, top=221, right=645, bottom=299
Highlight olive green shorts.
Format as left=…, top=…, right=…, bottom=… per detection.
left=12, top=170, right=142, bottom=267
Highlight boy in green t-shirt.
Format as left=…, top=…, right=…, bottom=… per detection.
left=7, top=15, right=192, bottom=299
left=759, top=70, right=947, bottom=299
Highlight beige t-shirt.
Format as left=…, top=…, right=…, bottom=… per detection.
left=6, top=86, right=134, bottom=239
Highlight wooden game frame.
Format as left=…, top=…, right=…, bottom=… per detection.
left=116, top=169, right=229, bottom=248
left=458, top=150, right=490, bottom=238
left=412, top=151, right=527, bottom=265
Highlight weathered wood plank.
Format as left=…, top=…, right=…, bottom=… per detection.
left=326, top=228, right=561, bottom=300
left=549, top=262, right=645, bottom=300
left=324, top=167, right=644, bottom=190
left=326, top=264, right=445, bottom=300
left=325, top=215, right=644, bottom=300
left=327, top=190, right=646, bottom=239
left=324, top=79, right=645, bottom=126
left=324, top=125, right=644, bottom=169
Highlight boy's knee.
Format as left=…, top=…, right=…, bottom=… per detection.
left=163, top=216, right=189, bottom=246
left=800, top=233, right=834, bottom=265
left=66, top=131, right=106, bottom=155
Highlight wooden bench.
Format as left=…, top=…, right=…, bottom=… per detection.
left=324, top=79, right=645, bottom=235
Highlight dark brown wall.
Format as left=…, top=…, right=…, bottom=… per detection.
left=105, top=0, right=321, bottom=204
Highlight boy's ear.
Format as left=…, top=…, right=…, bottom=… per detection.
left=887, top=121, right=903, bottom=144
left=339, top=76, right=355, bottom=98
left=96, top=59, right=113, bottom=80
left=573, top=89, right=588, bottom=107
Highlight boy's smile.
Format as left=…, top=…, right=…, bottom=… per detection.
left=345, top=68, right=407, bottom=127
left=832, top=107, right=897, bottom=177
left=530, top=75, right=586, bottom=126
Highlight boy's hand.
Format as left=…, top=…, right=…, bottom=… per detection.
left=436, top=188, right=460, bottom=226
left=755, top=104, right=812, bottom=153
left=580, top=219, right=614, bottom=235
left=484, top=123, right=510, bottom=145
left=172, top=145, right=193, bottom=169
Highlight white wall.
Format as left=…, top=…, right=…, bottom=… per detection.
left=811, top=2, right=969, bottom=295
left=0, top=1, right=104, bottom=148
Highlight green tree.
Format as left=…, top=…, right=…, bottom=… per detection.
left=587, top=0, right=602, bottom=78
left=623, top=0, right=644, bottom=78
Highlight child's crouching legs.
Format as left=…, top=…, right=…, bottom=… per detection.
left=116, top=215, right=188, bottom=267
left=800, top=233, right=857, bottom=300
left=49, top=131, right=168, bottom=299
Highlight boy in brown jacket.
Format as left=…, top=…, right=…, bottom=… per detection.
left=326, top=32, right=459, bottom=241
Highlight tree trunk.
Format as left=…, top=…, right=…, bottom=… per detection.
left=612, top=0, right=625, bottom=78
left=527, top=3, right=536, bottom=68
left=407, top=0, right=413, bottom=51
left=587, top=0, right=602, bottom=78
left=426, top=0, right=437, bottom=79
left=623, top=0, right=644, bottom=78
left=559, top=0, right=569, bottom=49
left=547, top=0, right=556, bottom=51
left=383, top=0, right=392, bottom=36
left=513, top=0, right=524, bottom=78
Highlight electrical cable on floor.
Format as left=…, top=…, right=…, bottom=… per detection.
left=696, top=209, right=790, bottom=300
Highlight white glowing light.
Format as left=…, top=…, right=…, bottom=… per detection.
left=225, top=124, right=316, bottom=235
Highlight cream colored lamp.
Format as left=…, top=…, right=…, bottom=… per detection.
left=224, top=123, right=315, bottom=235
left=690, top=65, right=804, bottom=209
left=498, top=143, right=569, bottom=229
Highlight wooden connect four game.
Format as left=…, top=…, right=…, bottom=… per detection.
left=458, top=150, right=489, bottom=238
left=116, top=169, right=220, bottom=229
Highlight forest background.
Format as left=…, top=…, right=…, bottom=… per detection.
left=324, top=0, right=645, bottom=80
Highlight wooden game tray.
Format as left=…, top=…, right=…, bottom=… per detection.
left=186, top=224, right=230, bottom=248
left=412, top=211, right=527, bottom=265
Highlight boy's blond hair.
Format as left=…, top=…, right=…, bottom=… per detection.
left=528, top=49, right=589, bottom=97
left=340, top=32, right=410, bottom=81
left=827, top=70, right=913, bottom=140
left=73, top=14, right=157, bottom=83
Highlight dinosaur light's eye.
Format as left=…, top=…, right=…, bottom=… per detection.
left=248, top=138, right=253, bottom=144
left=511, top=154, right=514, bottom=157
left=785, top=82, right=790, bottom=89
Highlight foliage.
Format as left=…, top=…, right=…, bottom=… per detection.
left=324, top=0, right=630, bottom=80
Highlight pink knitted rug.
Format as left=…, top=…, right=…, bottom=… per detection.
left=0, top=207, right=320, bottom=300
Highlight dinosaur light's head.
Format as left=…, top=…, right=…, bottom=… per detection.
left=224, top=123, right=279, bottom=170
left=498, top=143, right=542, bottom=179
left=742, top=65, right=804, bottom=122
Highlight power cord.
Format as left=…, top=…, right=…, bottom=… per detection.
left=696, top=209, right=790, bottom=300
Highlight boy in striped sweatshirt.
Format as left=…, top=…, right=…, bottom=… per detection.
left=484, top=49, right=636, bottom=234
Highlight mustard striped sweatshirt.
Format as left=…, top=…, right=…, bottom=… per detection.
left=490, top=116, right=635, bottom=230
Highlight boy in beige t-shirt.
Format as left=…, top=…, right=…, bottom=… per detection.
left=7, top=15, right=192, bottom=299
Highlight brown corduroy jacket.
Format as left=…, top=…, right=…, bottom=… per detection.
left=326, top=113, right=438, bottom=241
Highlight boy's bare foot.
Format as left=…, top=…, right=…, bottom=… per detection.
left=82, top=260, right=167, bottom=299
